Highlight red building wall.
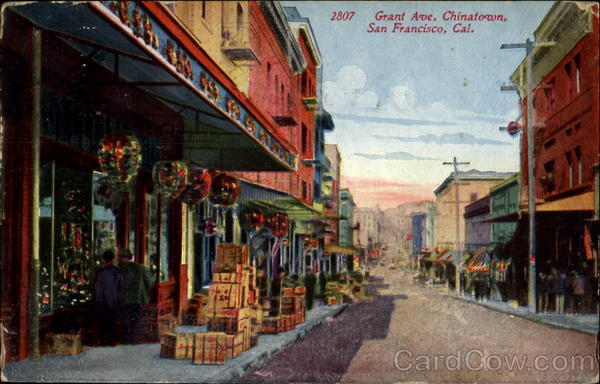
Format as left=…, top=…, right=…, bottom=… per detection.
left=233, top=2, right=315, bottom=205
left=520, top=14, right=599, bottom=203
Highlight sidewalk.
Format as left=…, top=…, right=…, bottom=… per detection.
left=4, top=304, right=348, bottom=383
left=449, top=292, right=599, bottom=336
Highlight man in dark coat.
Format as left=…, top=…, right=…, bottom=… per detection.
left=119, top=248, right=153, bottom=344
left=94, top=250, right=124, bottom=346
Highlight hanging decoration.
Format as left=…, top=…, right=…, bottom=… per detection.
left=153, top=160, right=188, bottom=196
left=226, top=97, right=241, bottom=120
left=266, top=212, right=289, bottom=238
left=200, top=72, right=221, bottom=102
left=209, top=173, right=241, bottom=207
left=197, top=219, right=217, bottom=236
left=240, top=209, right=265, bottom=231
left=303, top=237, right=318, bottom=250
left=98, top=133, right=142, bottom=183
left=175, top=163, right=212, bottom=205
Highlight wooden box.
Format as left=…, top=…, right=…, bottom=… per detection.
left=208, top=283, right=244, bottom=309
left=207, top=315, right=249, bottom=335
left=215, top=244, right=249, bottom=272
left=160, top=332, right=194, bottom=360
left=192, top=332, right=228, bottom=365
left=158, top=315, right=177, bottom=336
left=225, top=332, right=245, bottom=359
left=43, top=333, right=82, bottom=355
left=282, top=314, right=295, bottom=332
left=259, top=317, right=282, bottom=334
left=327, top=296, right=339, bottom=306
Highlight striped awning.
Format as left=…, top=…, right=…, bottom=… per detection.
left=466, top=248, right=491, bottom=272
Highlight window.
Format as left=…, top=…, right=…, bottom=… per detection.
left=301, top=123, right=308, bottom=154
left=575, top=147, right=582, bottom=185
left=544, top=138, right=556, bottom=149
left=287, top=92, right=291, bottom=112
left=565, top=62, right=572, bottom=97
left=201, top=1, right=206, bottom=18
left=542, top=160, right=555, bottom=192
left=274, top=75, right=278, bottom=102
left=236, top=3, right=243, bottom=41
left=281, top=84, right=284, bottom=105
left=470, top=192, right=478, bottom=202
left=543, top=78, right=556, bottom=111
left=566, top=151, right=573, bottom=188
left=574, top=54, right=581, bottom=94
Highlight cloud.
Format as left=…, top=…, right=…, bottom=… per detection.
left=331, top=113, right=456, bottom=126
left=354, top=151, right=442, bottom=161
left=372, top=132, right=512, bottom=146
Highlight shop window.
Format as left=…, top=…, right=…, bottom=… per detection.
left=39, top=164, right=118, bottom=313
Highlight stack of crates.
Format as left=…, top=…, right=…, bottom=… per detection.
left=193, top=244, right=260, bottom=364
left=183, top=294, right=208, bottom=326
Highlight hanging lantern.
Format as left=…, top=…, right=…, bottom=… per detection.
left=175, top=162, right=212, bottom=205
left=241, top=209, right=265, bottom=231
left=303, top=237, right=313, bottom=249
left=209, top=173, right=241, bottom=207
left=153, top=161, right=188, bottom=196
left=98, top=133, right=142, bottom=183
left=266, top=212, right=288, bottom=237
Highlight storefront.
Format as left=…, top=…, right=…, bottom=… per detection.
left=1, top=1, right=297, bottom=361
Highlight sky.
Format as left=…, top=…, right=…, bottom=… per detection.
left=283, top=1, right=556, bottom=209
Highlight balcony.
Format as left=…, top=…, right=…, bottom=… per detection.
left=221, top=35, right=258, bottom=61
left=302, top=96, right=318, bottom=110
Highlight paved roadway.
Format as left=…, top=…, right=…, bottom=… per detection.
left=239, top=263, right=599, bottom=383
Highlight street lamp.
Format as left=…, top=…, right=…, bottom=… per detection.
left=501, top=38, right=555, bottom=313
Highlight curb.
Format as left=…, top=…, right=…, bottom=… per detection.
left=212, top=304, right=349, bottom=383
left=449, top=294, right=598, bottom=336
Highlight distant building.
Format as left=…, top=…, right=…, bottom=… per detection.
left=381, top=201, right=433, bottom=258
left=464, top=195, right=492, bottom=252
left=338, top=189, right=356, bottom=248
left=354, top=206, right=383, bottom=261
left=434, top=169, right=514, bottom=253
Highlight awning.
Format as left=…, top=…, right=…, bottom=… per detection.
left=324, top=245, right=359, bottom=255
left=466, top=248, right=491, bottom=272
left=484, top=212, right=520, bottom=223
left=536, top=191, right=594, bottom=212
left=7, top=1, right=297, bottom=171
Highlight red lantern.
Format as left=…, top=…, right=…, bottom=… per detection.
left=242, top=210, right=264, bottom=231
left=303, top=237, right=313, bottom=249
left=153, top=161, right=187, bottom=196
left=209, top=173, right=241, bottom=207
left=507, top=121, right=521, bottom=136
left=98, top=133, right=142, bottom=183
left=267, top=212, right=288, bottom=237
left=175, top=163, right=212, bottom=205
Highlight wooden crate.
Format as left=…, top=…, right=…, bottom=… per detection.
left=207, top=315, right=249, bottom=335
left=208, top=283, right=244, bottom=309
left=158, top=315, right=177, bottom=336
left=160, top=332, right=194, bottom=360
left=215, top=244, right=249, bottom=272
left=259, top=317, right=282, bottom=334
left=281, top=315, right=295, bottom=332
left=225, top=332, right=245, bottom=359
left=43, top=333, right=82, bottom=355
left=294, top=310, right=305, bottom=326
left=192, top=332, right=228, bottom=365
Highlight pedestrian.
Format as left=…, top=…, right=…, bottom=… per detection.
left=93, top=250, right=124, bottom=346
left=549, top=268, right=565, bottom=313
left=270, top=267, right=285, bottom=316
left=304, top=269, right=317, bottom=310
left=565, top=270, right=577, bottom=313
left=573, top=272, right=586, bottom=313
left=119, top=248, right=153, bottom=344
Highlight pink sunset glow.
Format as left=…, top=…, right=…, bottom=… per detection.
left=342, top=176, right=435, bottom=209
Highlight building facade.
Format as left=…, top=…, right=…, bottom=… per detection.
left=464, top=195, right=492, bottom=252
left=509, top=1, right=598, bottom=310
left=434, top=170, right=513, bottom=254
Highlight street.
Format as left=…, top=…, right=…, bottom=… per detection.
left=240, top=263, right=599, bottom=383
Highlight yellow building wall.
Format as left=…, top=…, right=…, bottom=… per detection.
left=171, top=1, right=250, bottom=94
left=435, top=180, right=503, bottom=249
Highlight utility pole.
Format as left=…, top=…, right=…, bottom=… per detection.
left=443, top=156, right=470, bottom=294
left=501, top=38, right=555, bottom=313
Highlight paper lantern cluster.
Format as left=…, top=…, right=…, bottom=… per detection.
left=266, top=212, right=289, bottom=237
left=209, top=173, right=241, bottom=207
left=153, top=160, right=188, bottom=196
left=174, top=162, right=212, bottom=205
left=98, top=133, right=142, bottom=183
left=241, top=210, right=265, bottom=231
